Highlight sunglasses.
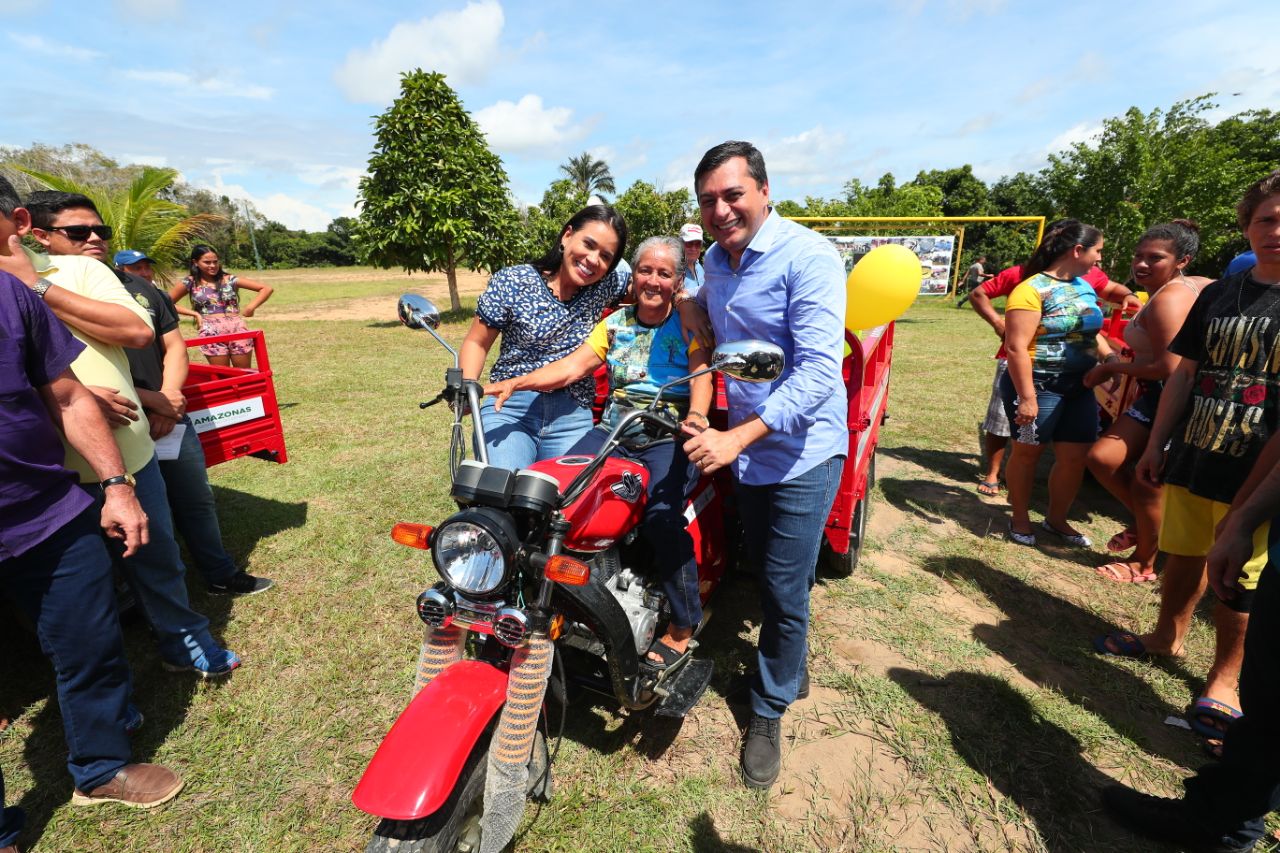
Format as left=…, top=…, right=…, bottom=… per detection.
left=42, top=224, right=113, bottom=242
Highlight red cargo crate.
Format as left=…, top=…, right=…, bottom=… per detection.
left=182, top=329, right=288, bottom=467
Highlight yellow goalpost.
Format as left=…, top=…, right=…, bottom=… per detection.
left=787, top=216, right=1047, bottom=298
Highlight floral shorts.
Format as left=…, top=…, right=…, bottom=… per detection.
left=197, top=313, right=254, bottom=357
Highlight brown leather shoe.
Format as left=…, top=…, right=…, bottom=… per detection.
left=70, top=764, right=183, bottom=808
left=1, top=844, right=19, bottom=853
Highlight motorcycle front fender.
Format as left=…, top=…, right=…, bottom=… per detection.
left=352, top=659, right=508, bottom=820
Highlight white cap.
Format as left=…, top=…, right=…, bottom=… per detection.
left=679, top=223, right=704, bottom=243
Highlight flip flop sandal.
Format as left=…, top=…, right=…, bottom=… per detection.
left=642, top=638, right=692, bottom=674
left=1041, top=521, right=1093, bottom=548
left=1005, top=523, right=1036, bottom=547
left=1106, top=528, right=1138, bottom=553
left=1187, top=697, right=1242, bottom=741
left=976, top=480, right=1001, bottom=497
left=1092, top=631, right=1148, bottom=658
left=1095, top=561, right=1156, bottom=583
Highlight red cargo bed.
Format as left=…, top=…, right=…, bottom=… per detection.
left=182, top=330, right=288, bottom=467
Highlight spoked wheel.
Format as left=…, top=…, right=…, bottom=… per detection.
left=365, top=739, right=495, bottom=853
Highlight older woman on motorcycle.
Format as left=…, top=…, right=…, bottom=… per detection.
left=484, top=236, right=713, bottom=671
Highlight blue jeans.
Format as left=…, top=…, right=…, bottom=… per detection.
left=85, top=456, right=223, bottom=667
left=570, top=429, right=703, bottom=631
left=0, top=505, right=132, bottom=795
left=479, top=389, right=593, bottom=471
left=159, top=415, right=237, bottom=585
left=0, top=767, right=21, bottom=848
left=738, top=455, right=844, bottom=719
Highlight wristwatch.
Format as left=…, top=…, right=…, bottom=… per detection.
left=32, top=278, right=53, bottom=299
left=100, top=473, right=137, bottom=491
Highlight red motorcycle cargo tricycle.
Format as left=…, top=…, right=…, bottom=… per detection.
left=352, top=294, right=893, bottom=852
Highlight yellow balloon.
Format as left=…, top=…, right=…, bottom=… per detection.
left=845, top=244, right=922, bottom=330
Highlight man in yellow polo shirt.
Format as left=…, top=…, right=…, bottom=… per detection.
left=16, top=189, right=241, bottom=679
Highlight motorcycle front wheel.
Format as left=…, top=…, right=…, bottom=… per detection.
left=365, top=737, right=503, bottom=853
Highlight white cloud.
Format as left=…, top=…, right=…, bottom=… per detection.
left=764, top=126, right=849, bottom=187
left=955, top=113, right=997, bottom=136
left=474, top=94, right=585, bottom=153
left=1044, top=121, right=1103, bottom=156
left=114, top=0, right=182, bottom=17
left=333, top=0, right=504, bottom=104
left=8, top=33, right=103, bottom=62
left=119, top=153, right=168, bottom=167
left=202, top=176, right=337, bottom=231
left=297, top=164, right=366, bottom=192
left=121, top=68, right=273, bottom=100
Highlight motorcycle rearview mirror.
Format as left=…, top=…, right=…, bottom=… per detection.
left=711, top=340, right=785, bottom=383
left=397, top=294, right=459, bottom=365
left=398, top=294, right=442, bottom=331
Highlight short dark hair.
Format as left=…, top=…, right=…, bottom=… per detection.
left=0, top=175, right=19, bottom=216
left=26, top=191, right=101, bottom=229
left=1023, top=218, right=1103, bottom=278
left=1237, top=169, right=1280, bottom=230
left=1138, top=219, right=1200, bottom=261
left=529, top=204, right=628, bottom=279
left=694, top=141, right=768, bottom=194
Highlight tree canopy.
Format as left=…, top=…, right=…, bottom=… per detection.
left=355, top=70, right=520, bottom=310
left=15, top=165, right=224, bottom=281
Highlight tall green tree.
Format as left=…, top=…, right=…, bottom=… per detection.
left=559, top=151, right=616, bottom=200
left=355, top=70, right=520, bottom=311
left=16, top=165, right=224, bottom=281
left=612, top=180, right=692, bottom=251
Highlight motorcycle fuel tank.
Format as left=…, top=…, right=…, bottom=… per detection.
left=527, top=455, right=648, bottom=552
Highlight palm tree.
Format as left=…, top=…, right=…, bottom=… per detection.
left=559, top=152, right=616, bottom=200
left=16, top=165, right=225, bottom=282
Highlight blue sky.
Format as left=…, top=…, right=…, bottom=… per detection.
left=7, top=0, right=1278, bottom=231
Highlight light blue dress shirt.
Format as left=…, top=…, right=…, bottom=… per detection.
left=697, top=210, right=848, bottom=485
left=683, top=261, right=705, bottom=296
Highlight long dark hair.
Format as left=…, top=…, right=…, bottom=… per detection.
left=1023, top=218, right=1102, bottom=278
left=530, top=205, right=628, bottom=280
left=188, top=244, right=226, bottom=284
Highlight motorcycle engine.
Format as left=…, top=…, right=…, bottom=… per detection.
left=610, top=568, right=664, bottom=656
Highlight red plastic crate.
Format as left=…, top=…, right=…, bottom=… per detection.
left=181, top=329, right=288, bottom=467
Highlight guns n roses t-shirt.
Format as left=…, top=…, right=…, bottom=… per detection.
left=1164, top=272, right=1280, bottom=503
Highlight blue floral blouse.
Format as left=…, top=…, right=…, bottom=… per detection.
left=476, top=263, right=629, bottom=408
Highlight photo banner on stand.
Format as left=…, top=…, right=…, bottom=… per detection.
left=828, top=235, right=956, bottom=296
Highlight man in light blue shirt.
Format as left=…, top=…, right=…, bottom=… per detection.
left=679, top=223, right=705, bottom=295
left=683, top=141, right=847, bottom=790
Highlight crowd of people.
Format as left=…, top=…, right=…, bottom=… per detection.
left=967, top=170, right=1280, bottom=850
left=4, top=147, right=1280, bottom=852
left=0, top=181, right=272, bottom=851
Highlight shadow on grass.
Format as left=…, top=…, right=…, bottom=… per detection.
left=209, top=486, right=307, bottom=560
left=919, top=554, right=1202, bottom=767
left=558, top=569, right=763, bottom=755
left=2, top=581, right=236, bottom=850
left=888, top=667, right=1147, bottom=853
left=0, top=491, right=303, bottom=848
left=689, top=811, right=761, bottom=852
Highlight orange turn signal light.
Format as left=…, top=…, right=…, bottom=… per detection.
left=544, top=554, right=590, bottom=586
left=390, top=523, right=434, bottom=550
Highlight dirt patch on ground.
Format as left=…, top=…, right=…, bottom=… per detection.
left=269, top=271, right=490, bottom=322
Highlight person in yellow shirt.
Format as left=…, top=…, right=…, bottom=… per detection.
left=22, top=190, right=241, bottom=678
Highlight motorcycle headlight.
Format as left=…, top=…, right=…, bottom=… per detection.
left=431, top=507, right=519, bottom=597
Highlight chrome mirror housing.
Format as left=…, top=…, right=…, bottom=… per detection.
left=398, top=294, right=442, bottom=331
left=711, top=340, right=785, bottom=383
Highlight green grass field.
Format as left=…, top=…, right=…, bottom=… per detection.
left=1, top=284, right=1275, bottom=852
